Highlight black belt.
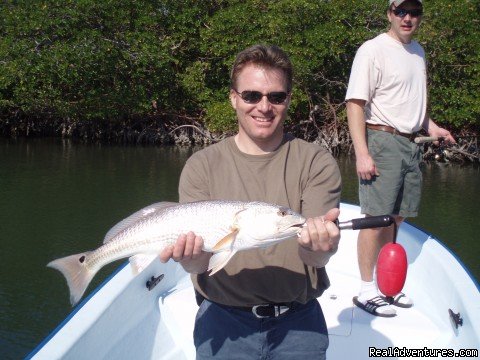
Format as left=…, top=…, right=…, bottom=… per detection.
left=236, top=303, right=297, bottom=318
left=367, top=124, right=417, bottom=141
left=195, top=290, right=301, bottom=319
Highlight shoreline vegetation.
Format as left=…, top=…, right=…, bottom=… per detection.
left=1, top=1, right=478, bottom=162
left=2, top=116, right=478, bottom=163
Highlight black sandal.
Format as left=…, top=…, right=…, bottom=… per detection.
left=353, top=296, right=396, bottom=317
left=381, top=292, right=413, bottom=308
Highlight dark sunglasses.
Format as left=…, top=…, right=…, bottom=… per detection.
left=392, top=8, right=423, bottom=18
left=233, top=89, right=289, bottom=105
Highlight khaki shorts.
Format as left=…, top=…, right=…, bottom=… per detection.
left=359, top=129, right=423, bottom=218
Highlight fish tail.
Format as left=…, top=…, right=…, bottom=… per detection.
left=47, top=251, right=96, bottom=306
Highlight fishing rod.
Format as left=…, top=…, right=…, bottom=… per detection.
left=336, top=214, right=394, bottom=230
left=414, top=136, right=445, bottom=144
left=415, top=135, right=478, bottom=144
left=415, top=135, right=479, bottom=161
left=301, top=215, right=395, bottom=231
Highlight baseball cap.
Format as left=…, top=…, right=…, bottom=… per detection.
left=389, top=0, right=422, bottom=6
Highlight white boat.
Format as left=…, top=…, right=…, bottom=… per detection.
left=27, top=203, right=480, bottom=359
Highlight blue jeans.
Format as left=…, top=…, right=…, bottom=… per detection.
left=193, top=299, right=328, bottom=359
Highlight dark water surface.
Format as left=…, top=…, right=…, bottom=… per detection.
left=1, top=138, right=478, bottom=359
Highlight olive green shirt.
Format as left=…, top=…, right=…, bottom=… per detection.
left=179, top=135, right=341, bottom=306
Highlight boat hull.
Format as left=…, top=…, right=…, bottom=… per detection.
left=27, top=203, right=480, bottom=359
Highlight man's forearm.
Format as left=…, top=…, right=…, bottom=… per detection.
left=346, top=100, right=368, bottom=157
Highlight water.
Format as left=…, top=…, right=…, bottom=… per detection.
left=1, top=138, right=478, bottom=359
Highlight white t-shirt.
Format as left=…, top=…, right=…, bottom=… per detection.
left=345, top=33, right=427, bottom=133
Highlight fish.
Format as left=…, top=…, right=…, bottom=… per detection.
left=47, top=200, right=306, bottom=305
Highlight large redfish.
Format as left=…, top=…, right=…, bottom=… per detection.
left=48, top=201, right=306, bottom=305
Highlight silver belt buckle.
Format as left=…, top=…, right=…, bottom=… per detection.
left=251, top=304, right=290, bottom=318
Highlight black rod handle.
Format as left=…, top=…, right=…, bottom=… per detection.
left=338, top=215, right=395, bottom=230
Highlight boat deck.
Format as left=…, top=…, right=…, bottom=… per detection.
left=159, top=204, right=477, bottom=359
left=160, top=233, right=442, bottom=360
left=320, top=254, right=442, bottom=359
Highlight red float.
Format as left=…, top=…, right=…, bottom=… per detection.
left=376, top=243, right=408, bottom=297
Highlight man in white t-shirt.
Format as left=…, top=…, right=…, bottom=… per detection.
left=345, top=0, right=455, bottom=317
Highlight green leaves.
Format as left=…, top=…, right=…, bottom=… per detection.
left=0, top=0, right=478, bottom=135
left=419, top=0, right=480, bottom=127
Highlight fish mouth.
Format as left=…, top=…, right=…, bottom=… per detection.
left=279, top=222, right=306, bottom=233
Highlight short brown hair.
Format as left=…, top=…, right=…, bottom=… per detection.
left=230, top=45, right=293, bottom=93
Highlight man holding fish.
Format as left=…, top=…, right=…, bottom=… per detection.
left=160, top=45, right=342, bottom=359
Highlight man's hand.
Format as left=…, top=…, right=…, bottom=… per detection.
left=429, top=127, right=456, bottom=145
left=355, top=153, right=380, bottom=181
left=298, top=208, right=341, bottom=267
left=426, top=119, right=456, bottom=145
left=159, top=232, right=212, bottom=274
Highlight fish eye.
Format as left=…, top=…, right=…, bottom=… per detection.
left=277, top=208, right=288, bottom=217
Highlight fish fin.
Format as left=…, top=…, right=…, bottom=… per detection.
left=208, top=250, right=238, bottom=276
left=231, top=208, right=248, bottom=228
left=103, top=202, right=178, bottom=243
left=47, top=251, right=96, bottom=306
left=211, top=230, right=239, bottom=252
left=129, top=254, right=158, bottom=275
